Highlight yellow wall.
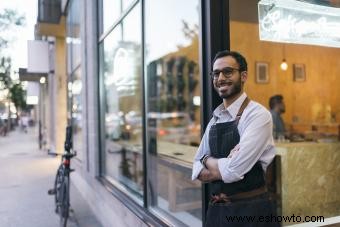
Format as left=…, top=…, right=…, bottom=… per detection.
left=230, top=21, right=340, bottom=128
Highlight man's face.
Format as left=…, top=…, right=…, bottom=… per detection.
left=279, top=102, right=286, bottom=114
left=212, top=56, right=246, bottom=100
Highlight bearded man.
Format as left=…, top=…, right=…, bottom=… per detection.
left=192, top=50, right=279, bottom=227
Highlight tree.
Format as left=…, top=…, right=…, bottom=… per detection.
left=0, top=9, right=26, bottom=130
left=0, top=9, right=25, bottom=49
left=10, top=82, right=27, bottom=112
left=0, top=57, right=12, bottom=90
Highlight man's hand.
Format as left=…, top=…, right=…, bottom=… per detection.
left=198, top=157, right=221, bottom=182
left=198, top=168, right=214, bottom=182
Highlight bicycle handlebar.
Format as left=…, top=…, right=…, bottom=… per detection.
left=62, top=152, right=76, bottom=158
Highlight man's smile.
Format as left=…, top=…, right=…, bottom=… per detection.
left=217, top=81, right=233, bottom=90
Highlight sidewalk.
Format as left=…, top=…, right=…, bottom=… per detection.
left=0, top=127, right=98, bottom=227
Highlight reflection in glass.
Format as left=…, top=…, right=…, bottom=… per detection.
left=145, top=0, right=202, bottom=226
left=102, top=0, right=121, bottom=33
left=67, top=0, right=83, bottom=160
left=102, top=0, right=136, bottom=34
left=100, top=4, right=143, bottom=201
left=71, top=68, right=83, bottom=160
left=67, top=0, right=82, bottom=69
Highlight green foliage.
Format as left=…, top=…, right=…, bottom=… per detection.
left=0, top=9, right=25, bottom=48
left=0, top=8, right=26, bottom=112
left=9, top=82, right=27, bottom=111
left=0, top=57, right=12, bottom=90
left=0, top=8, right=25, bottom=50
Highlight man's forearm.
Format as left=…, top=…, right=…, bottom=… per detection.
left=198, top=157, right=222, bottom=182
left=205, top=157, right=222, bottom=180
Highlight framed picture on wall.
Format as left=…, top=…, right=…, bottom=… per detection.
left=255, top=62, right=269, bottom=83
left=293, top=64, right=306, bottom=82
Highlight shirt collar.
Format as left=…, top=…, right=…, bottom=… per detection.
left=213, top=92, right=247, bottom=120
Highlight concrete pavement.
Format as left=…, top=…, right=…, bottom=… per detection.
left=0, top=126, right=99, bottom=227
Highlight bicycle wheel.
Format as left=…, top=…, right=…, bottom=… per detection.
left=54, top=165, right=64, bottom=213
left=59, top=175, right=70, bottom=227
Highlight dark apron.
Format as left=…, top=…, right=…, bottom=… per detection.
left=205, top=98, right=279, bottom=227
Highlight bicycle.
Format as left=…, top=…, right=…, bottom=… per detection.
left=48, top=126, right=76, bottom=227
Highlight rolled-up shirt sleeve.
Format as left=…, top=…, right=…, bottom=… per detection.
left=191, top=121, right=213, bottom=180
left=217, top=108, right=274, bottom=183
left=192, top=161, right=204, bottom=181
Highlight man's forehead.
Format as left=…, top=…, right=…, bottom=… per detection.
left=213, top=56, right=238, bottom=68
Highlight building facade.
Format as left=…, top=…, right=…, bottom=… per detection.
left=33, top=0, right=340, bottom=226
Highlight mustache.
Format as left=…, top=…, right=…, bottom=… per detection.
left=217, top=81, right=233, bottom=86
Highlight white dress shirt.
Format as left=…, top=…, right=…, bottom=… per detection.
left=192, top=93, right=275, bottom=183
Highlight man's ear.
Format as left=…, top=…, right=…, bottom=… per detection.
left=241, top=71, right=248, bottom=83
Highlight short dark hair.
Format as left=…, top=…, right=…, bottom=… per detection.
left=212, top=50, right=248, bottom=72
left=269, top=95, right=283, bottom=110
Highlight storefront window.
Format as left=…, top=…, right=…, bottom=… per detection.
left=145, top=0, right=202, bottom=226
left=99, top=4, right=143, bottom=201
left=102, top=0, right=136, bottom=34
left=230, top=0, right=340, bottom=225
left=66, top=0, right=83, bottom=160
left=71, top=68, right=83, bottom=160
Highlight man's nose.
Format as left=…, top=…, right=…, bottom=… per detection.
left=217, top=71, right=226, bottom=80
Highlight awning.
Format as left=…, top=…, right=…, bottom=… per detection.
left=18, top=68, right=47, bottom=82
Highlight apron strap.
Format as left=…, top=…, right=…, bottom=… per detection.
left=235, top=97, right=250, bottom=124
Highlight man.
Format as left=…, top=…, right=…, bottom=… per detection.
left=269, top=95, right=286, bottom=140
left=192, top=50, right=278, bottom=226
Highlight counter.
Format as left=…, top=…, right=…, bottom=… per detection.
left=106, top=139, right=340, bottom=222
left=275, top=142, right=340, bottom=224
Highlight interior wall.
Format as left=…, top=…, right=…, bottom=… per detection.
left=230, top=21, right=340, bottom=128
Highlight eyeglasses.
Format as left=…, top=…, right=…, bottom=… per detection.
left=210, top=67, right=240, bottom=80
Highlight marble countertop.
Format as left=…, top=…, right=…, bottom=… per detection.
left=276, top=141, right=339, bottom=147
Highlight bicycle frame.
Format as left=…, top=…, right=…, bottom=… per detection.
left=48, top=126, right=76, bottom=227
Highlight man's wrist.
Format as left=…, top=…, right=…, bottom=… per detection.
left=200, top=155, right=210, bottom=169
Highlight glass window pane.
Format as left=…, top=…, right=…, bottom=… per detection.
left=102, top=0, right=136, bottom=34
left=145, top=0, right=202, bottom=226
left=67, top=0, right=82, bottom=70
left=71, top=68, right=83, bottom=161
left=122, top=0, right=135, bottom=11
left=100, top=4, right=143, bottom=201
left=230, top=0, right=340, bottom=224
left=67, top=0, right=83, bottom=161
left=102, top=0, right=121, bottom=33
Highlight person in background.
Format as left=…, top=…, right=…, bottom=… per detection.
left=192, top=50, right=278, bottom=226
left=20, top=112, right=29, bottom=133
left=269, top=95, right=286, bottom=140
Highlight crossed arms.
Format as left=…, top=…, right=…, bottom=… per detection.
left=192, top=108, right=274, bottom=184
left=198, top=144, right=240, bottom=182
left=198, top=157, right=221, bottom=182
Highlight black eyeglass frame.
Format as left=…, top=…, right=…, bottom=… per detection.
left=210, top=67, right=241, bottom=80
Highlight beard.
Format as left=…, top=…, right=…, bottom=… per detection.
left=214, top=77, right=242, bottom=100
